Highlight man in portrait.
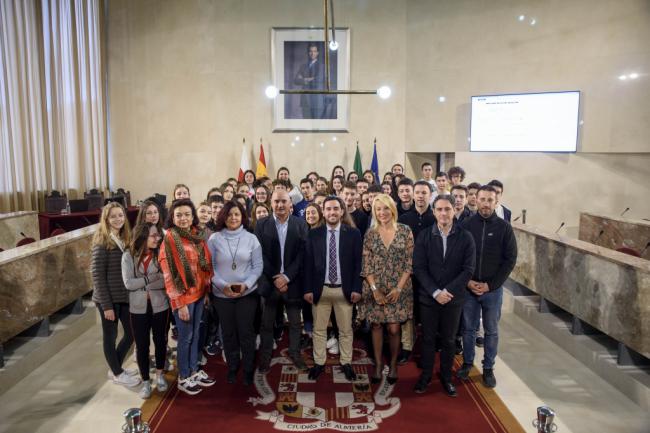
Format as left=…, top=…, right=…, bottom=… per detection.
left=293, top=43, right=326, bottom=119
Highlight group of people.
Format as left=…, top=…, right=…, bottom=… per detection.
left=90, top=161, right=517, bottom=400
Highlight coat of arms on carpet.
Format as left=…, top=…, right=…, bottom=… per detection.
left=248, top=347, right=400, bottom=431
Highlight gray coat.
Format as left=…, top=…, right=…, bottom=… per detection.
left=121, top=251, right=168, bottom=314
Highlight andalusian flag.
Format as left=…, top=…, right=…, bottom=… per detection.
left=238, top=139, right=251, bottom=182
left=353, top=141, right=362, bottom=176
left=256, top=140, right=268, bottom=178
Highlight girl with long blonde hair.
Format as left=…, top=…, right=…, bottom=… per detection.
left=91, top=202, right=139, bottom=388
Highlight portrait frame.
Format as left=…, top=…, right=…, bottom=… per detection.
left=271, top=27, right=351, bottom=132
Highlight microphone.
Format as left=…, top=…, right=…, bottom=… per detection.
left=555, top=222, right=565, bottom=234
left=593, top=229, right=605, bottom=242
left=620, top=207, right=630, bottom=217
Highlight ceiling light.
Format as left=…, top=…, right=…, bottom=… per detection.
left=290, top=142, right=295, bottom=147
left=332, top=136, right=337, bottom=141
left=518, top=15, right=525, bottom=21
left=265, top=85, right=279, bottom=99
left=320, top=142, right=325, bottom=147
left=295, top=135, right=300, bottom=141
left=377, top=86, right=392, bottom=99
left=618, top=75, right=628, bottom=81
left=629, top=72, right=639, bottom=79
left=329, top=40, right=339, bottom=51
left=438, top=96, right=446, bottom=102
left=530, top=18, right=537, bottom=25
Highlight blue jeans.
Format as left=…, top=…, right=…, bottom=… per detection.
left=462, top=287, right=503, bottom=369
left=173, top=299, right=204, bottom=379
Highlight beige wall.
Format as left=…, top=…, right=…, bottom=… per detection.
left=107, top=0, right=650, bottom=232
left=455, top=152, right=650, bottom=236
left=107, top=0, right=407, bottom=201
left=401, top=0, right=650, bottom=234
left=405, top=0, right=650, bottom=154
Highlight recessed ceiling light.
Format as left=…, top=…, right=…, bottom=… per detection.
left=295, top=136, right=300, bottom=141
left=518, top=15, right=525, bottom=21
left=530, top=18, right=537, bottom=26
left=332, top=136, right=337, bottom=141
left=438, top=96, right=446, bottom=103
left=320, top=142, right=325, bottom=147
left=629, top=72, right=639, bottom=79
left=618, top=75, right=628, bottom=81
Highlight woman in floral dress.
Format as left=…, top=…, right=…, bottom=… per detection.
left=358, top=194, right=414, bottom=385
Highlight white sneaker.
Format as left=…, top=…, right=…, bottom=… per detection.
left=139, top=381, right=152, bottom=399
left=178, top=376, right=202, bottom=395
left=113, top=371, right=141, bottom=387
left=328, top=342, right=340, bottom=355
left=199, top=353, right=208, bottom=366
left=155, top=374, right=168, bottom=393
left=107, top=368, right=138, bottom=380
left=326, top=337, right=338, bottom=350
left=192, top=369, right=216, bottom=387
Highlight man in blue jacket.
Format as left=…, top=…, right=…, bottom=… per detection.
left=304, top=196, right=362, bottom=382
left=457, top=185, right=517, bottom=388
left=413, top=195, right=476, bottom=396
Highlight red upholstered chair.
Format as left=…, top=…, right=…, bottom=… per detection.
left=50, top=228, right=66, bottom=237
left=16, top=237, right=36, bottom=247
left=616, top=247, right=641, bottom=257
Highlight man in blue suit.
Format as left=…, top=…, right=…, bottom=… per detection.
left=304, top=196, right=362, bottom=382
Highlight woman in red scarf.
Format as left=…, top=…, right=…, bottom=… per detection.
left=159, top=199, right=216, bottom=395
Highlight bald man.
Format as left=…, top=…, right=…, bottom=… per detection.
left=255, top=190, right=310, bottom=373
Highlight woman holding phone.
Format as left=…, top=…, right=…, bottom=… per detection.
left=207, top=201, right=263, bottom=385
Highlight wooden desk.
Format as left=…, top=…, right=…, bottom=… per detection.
left=38, top=206, right=139, bottom=238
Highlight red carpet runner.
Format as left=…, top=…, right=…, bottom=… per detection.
left=142, top=341, right=525, bottom=432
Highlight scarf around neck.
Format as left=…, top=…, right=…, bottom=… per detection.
left=164, top=226, right=210, bottom=294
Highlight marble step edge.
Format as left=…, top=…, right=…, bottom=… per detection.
left=0, top=305, right=96, bottom=396
left=510, top=293, right=650, bottom=411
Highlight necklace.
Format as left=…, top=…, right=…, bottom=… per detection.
left=225, top=236, right=241, bottom=270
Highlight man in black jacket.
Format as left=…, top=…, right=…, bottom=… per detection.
left=397, top=180, right=437, bottom=364
left=457, top=185, right=517, bottom=388
left=413, top=195, right=476, bottom=396
left=255, top=190, right=310, bottom=372
left=304, top=196, right=362, bottom=382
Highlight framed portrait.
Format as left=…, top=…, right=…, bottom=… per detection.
left=271, top=27, right=350, bottom=132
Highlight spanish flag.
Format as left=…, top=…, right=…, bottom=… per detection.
left=256, top=141, right=268, bottom=178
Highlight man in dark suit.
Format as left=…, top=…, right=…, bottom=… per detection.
left=255, top=190, right=309, bottom=372
left=293, top=43, right=325, bottom=119
left=304, top=196, right=362, bottom=382
left=413, top=194, right=476, bottom=396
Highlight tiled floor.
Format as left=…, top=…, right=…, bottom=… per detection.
left=1, top=312, right=648, bottom=433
